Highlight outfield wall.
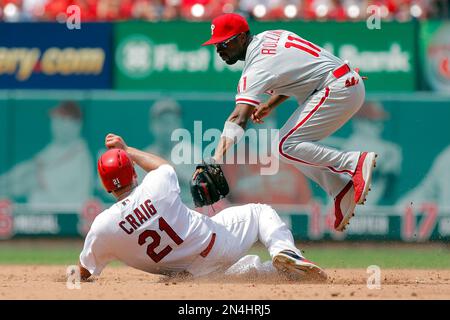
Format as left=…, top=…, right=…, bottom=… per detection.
left=0, top=91, right=449, bottom=241
left=1, top=20, right=450, bottom=241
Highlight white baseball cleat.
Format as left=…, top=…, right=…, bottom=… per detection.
left=352, top=152, right=377, bottom=205
left=273, top=250, right=328, bottom=282
left=334, top=180, right=357, bottom=232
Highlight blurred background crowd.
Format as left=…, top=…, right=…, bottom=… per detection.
left=0, top=0, right=448, bottom=22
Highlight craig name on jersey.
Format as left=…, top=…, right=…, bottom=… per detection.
left=117, top=197, right=158, bottom=235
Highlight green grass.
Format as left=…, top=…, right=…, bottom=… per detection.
left=1, top=242, right=449, bottom=269
left=0, top=247, right=82, bottom=265
left=249, top=245, right=450, bottom=269
left=0, top=247, right=126, bottom=266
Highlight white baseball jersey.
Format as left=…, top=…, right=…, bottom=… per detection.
left=236, top=30, right=344, bottom=106
left=79, top=164, right=214, bottom=276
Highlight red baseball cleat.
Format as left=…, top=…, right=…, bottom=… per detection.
left=334, top=180, right=356, bottom=232
left=352, top=152, right=377, bottom=205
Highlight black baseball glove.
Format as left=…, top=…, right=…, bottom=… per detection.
left=190, top=159, right=229, bottom=207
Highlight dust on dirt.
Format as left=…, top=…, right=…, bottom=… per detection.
left=1, top=265, right=449, bottom=300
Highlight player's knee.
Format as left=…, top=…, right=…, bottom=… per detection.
left=278, top=138, right=301, bottom=160
left=278, top=139, right=291, bottom=158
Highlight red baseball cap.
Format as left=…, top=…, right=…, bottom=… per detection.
left=202, top=13, right=250, bottom=46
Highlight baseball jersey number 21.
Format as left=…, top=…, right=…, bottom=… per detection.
left=138, top=217, right=184, bottom=263
left=284, top=35, right=321, bottom=57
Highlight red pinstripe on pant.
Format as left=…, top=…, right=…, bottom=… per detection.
left=278, top=87, right=353, bottom=176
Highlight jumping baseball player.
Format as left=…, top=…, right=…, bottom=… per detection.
left=77, top=133, right=327, bottom=282
left=201, top=13, right=377, bottom=231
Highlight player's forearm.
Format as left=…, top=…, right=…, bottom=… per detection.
left=226, top=107, right=251, bottom=129
left=213, top=136, right=235, bottom=162
left=266, top=95, right=289, bottom=110
left=125, top=146, right=169, bottom=172
left=213, top=104, right=254, bottom=161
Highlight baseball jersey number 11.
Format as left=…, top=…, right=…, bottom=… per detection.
left=284, top=35, right=321, bottom=57
left=138, top=217, right=184, bottom=263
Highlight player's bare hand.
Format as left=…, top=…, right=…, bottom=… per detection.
left=105, top=133, right=128, bottom=150
left=251, top=103, right=272, bottom=124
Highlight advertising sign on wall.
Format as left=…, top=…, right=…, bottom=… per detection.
left=114, top=21, right=417, bottom=92
left=0, top=23, right=112, bottom=89
left=421, top=21, right=450, bottom=92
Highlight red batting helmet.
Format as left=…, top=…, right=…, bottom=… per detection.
left=97, top=149, right=137, bottom=193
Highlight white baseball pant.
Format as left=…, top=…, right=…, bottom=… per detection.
left=278, top=70, right=366, bottom=198
left=186, top=203, right=300, bottom=277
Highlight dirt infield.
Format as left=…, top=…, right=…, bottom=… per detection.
left=1, top=265, right=449, bottom=299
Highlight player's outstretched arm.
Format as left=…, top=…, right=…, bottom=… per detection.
left=213, top=103, right=255, bottom=162
left=105, top=133, right=169, bottom=172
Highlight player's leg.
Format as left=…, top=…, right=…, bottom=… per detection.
left=185, top=204, right=264, bottom=278
left=186, top=204, right=266, bottom=277
left=188, top=204, right=325, bottom=280
left=253, top=203, right=327, bottom=281
left=281, top=84, right=376, bottom=205
left=224, top=254, right=276, bottom=276
left=184, top=205, right=253, bottom=278
left=212, top=203, right=326, bottom=280
left=209, top=203, right=297, bottom=257
left=290, top=162, right=357, bottom=231
left=208, top=204, right=265, bottom=260
left=289, top=158, right=351, bottom=199
left=207, top=204, right=292, bottom=266
left=278, top=73, right=376, bottom=229
left=278, top=72, right=366, bottom=194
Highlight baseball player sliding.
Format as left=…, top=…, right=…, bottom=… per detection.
left=202, top=13, right=377, bottom=231
left=77, top=134, right=327, bottom=282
